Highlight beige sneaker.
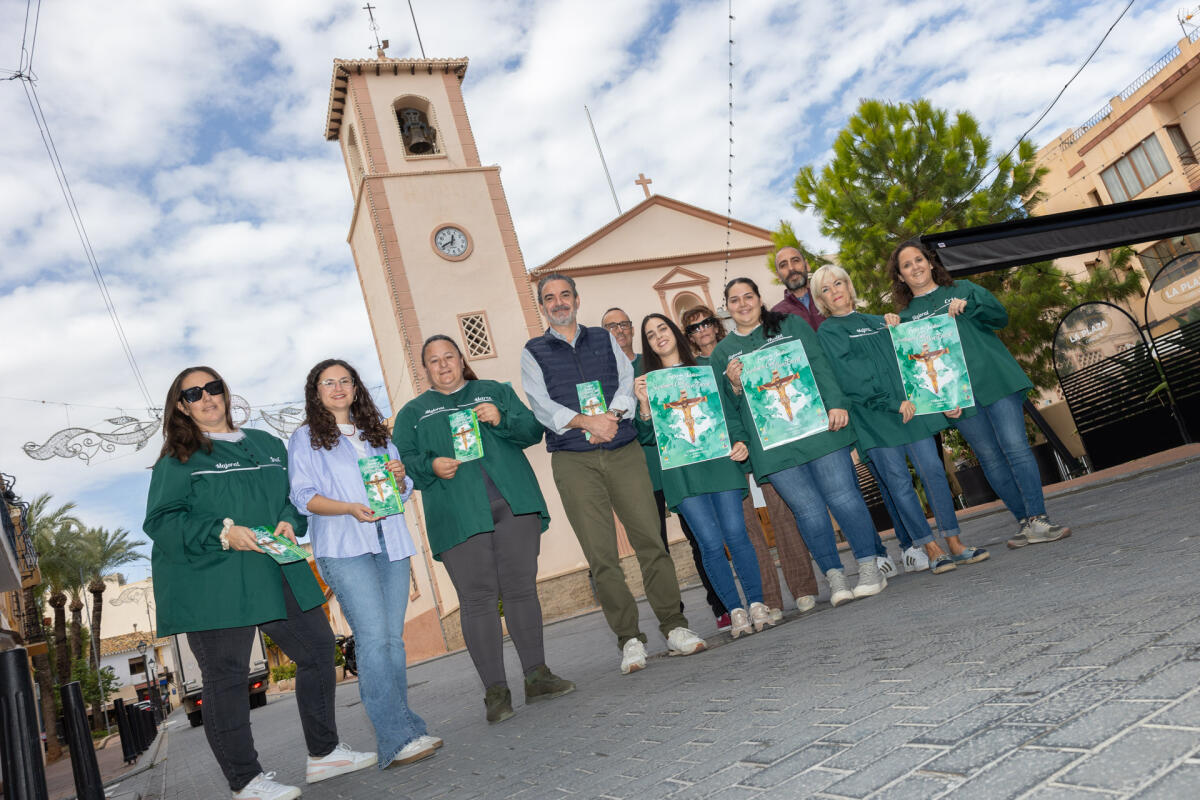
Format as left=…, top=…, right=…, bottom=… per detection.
left=749, top=602, right=774, bottom=632
left=795, top=595, right=817, bottom=613
left=729, top=608, right=753, bottom=638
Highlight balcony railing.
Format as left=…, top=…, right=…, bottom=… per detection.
left=0, top=474, right=37, bottom=574
left=1119, top=46, right=1181, bottom=101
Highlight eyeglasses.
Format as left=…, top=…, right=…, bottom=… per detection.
left=604, top=321, right=633, bottom=332
left=179, top=379, right=225, bottom=404
left=318, top=377, right=355, bottom=390
left=684, top=317, right=719, bottom=336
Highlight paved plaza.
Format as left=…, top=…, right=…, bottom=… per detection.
left=108, top=456, right=1200, bottom=799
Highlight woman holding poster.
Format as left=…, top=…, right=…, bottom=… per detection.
left=710, top=278, right=887, bottom=607
left=146, top=366, right=377, bottom=800
left=811, top=266, right=989, bottom=574
left=393, top=336, right=574, bottom=725
left=633, top=313, right=770, bottom=638
left=886, top=241, right=1072, bottom=548
left=288, top=358, right=441, bottom=771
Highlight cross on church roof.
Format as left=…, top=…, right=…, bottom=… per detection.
left=635, top=173, right=653, bottom=199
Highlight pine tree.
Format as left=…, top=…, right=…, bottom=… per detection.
left=790, top=98, right=1142, bottom=390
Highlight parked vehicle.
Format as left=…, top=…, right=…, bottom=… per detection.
left=170, top=631, right=270, bottom=727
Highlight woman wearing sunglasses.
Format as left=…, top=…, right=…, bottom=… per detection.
left=710, top=279, right=887, bottom=607
left=811, top=266, right=988, bottom=574
left=681, top=305, right=822, bottom=617
left=145, top=367, right=375, bottom=800
left=393, top=336, right=574, bottom=725
left=287, top=359, right=440, bottom=771
left=634, top=314, right=768, bottom=638
left=885, top=241, right=1071, bottom=548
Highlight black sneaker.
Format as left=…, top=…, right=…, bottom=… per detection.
left=523, top=665, right=575, bottom=704
left=485, top=685, right=514, bottom=724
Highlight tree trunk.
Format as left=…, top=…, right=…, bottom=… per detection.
left=32, top=650, right=63, bottom=762
left=49, top=592, right=68, bottom=688
left=69, top=596, right=84, bottom=666
left=89, top=581, right=106, bottom=730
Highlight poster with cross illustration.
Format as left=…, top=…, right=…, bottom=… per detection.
left=448, top=409, right=484, bottom=462
left=358, top=455, right=405, bottom=516
left=646, top=366, right=731, bottom=469
left=889, top=316, right=974, bottom=414
left=738, top=340, right=827, bottom=450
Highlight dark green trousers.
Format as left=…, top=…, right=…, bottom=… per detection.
left=551, top=441, right=687, bottom=647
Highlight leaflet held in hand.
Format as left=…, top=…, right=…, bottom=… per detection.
left=251, top=526, right=310, bottom=564
left=448, top=409, right=484, bottom=462
left=358, top=455, right=404, bottom=516
left=576, top=380, right=607, bottom=442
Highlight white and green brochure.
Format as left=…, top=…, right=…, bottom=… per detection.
left=358, top=455, right=404, bottom=517
left=576, top=380, right=607, bottom=442
left=738, top=340, right=828, bottom=450
left=251, top=526, right=310, bottom=564
left=448, top=408, right=484, bottom=462
left=889, top=316, right=975, bottom=414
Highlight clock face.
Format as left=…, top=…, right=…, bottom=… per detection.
left=433, top=226, right=469, bottom=258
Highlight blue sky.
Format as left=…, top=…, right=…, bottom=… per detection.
left=0, top=0, right=1190, bottom=580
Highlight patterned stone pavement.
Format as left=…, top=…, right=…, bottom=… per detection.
left=111, top=457, right=1200, bottom=799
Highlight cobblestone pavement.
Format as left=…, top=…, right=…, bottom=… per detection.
left=113, top=459, right=1200, bottom=799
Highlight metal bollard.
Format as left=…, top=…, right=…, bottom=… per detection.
left=0, top=647, right=50, bottom=800
left=125, top=702, right=146, bottom=754
left=140, top=707, right=156, bottom=747
left=112, top=698, right=138, bottom=764
left=60, top=681, right=104, bottom=800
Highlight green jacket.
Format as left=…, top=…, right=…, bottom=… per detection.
left=393, top=380, right=549, bottom=558
left=144, top=428, right=325, bottom=636
left=900, top=280, right=1032, bottom=407
left=817, top=312, right=948, bottom=452
left=709, top=314, right=855, bottom=482
left=632, top=354, right=663, bottom=493
left=634, top=412, right=747, bottom=511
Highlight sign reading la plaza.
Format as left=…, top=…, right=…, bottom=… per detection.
left=1161, top=274, right=1200, bottom=306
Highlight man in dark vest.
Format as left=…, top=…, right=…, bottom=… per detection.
left=520, top=274, right=706, bottom=675
left=771, top=247, right=824, bottom=332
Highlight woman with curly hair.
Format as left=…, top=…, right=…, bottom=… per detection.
left=885, top=240, right=1071, bottom=548
left=287, top=359, right=440, bottom=770
left=146, top=366, right=376, bottom=800
left=393, top=336, right=574, bottom=724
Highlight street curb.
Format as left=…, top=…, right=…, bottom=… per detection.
left=60, top=721, right=169, bottom=800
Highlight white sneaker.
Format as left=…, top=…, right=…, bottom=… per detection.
left=306, top=742, right=377, bottom=783
left=825, top=568, right=854, bottom=607
left=729, top=607, right=753, bottom=638
left=233, top=772, right=300, bottom=800
left=392, top=735, right=438, bottom=767
left=665, top=627, right=707, bottom=656
left=876, top=554, right=897, bottom=578
left=852, top=559, right=888, bottom=599
left=620, top=638, right=647, bottom=674
left=749, top=602, right=774, bottom=632
left=795, top=595, right=817, bottom=613
left=902, top=546, right=930, bottom=573
left=769, top=607, right=784, bottom=624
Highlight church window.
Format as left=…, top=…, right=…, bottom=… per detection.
left=457, top=312, right=496, bottom=360
left=393, top=95, right=441, bottom=157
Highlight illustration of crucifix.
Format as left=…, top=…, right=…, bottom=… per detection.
left=757, top=370, right=801, bottom=420
left=452, top=426, right=475, bottom=452
left=364, top=472, right=391, bottom=503
left=908, top=343, right=950, bottom=393
left=662, top=390, right=707, bottom=443
left=581, top=396, right=604, bottom=416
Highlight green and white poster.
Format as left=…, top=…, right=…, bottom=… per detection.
left=645, top=366, right=730, bottom=469
left=576, top=380, right=607, bottom=442
left=738, top=341, right=828, bottom=449
left=358, top=455, right=404, bottom=517
left=889, top=316, right=974, bottom=414
left=448, top=409, right=484, bottom=462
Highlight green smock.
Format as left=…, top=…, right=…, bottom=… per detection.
left=632, top=354, right=664, bottom=493
left=817, top=312, right=948, bottom=451
left=393, top=380, right=549, bottom=559
left=709, top=314, right=856, bottom=482
left=143, top=428, right=324, bottom=636
left=899, top=280, right=1032, bottom=407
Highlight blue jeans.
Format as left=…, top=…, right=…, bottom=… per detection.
left=317, top=528, right=427, bottom=769
left=677, top=490, right=764, bottom=611
left=954, top=391, right=1045, bottom=521
left=868, top=437, right=962, bottom=548
left=768, top=447, right=879, bottom=573
left=866, top=461, right=914, bottom=551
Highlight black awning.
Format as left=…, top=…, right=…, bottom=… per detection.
left=921, top=191, right=1200, bottom=275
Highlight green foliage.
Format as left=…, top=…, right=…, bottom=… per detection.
left=789, top=99, right=1143, bottom=390
left=271, top=663, right=297, bottom=682
left=764, top=220, right=829, bottom=281
left=70, top=658, right=120, bottom=709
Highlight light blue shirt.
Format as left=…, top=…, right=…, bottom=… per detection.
left=287, top=424, right=416, bottom=561
left=519, top=325, right=636, bottom=435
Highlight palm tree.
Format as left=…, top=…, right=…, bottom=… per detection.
left=82, top=526, right=146, bottom=727
left=35, top=522, right=83, bottom=694
left=25, top=494, right=81, bottom=762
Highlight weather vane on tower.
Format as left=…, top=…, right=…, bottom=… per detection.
left=362, top=3, right=389, bottom=58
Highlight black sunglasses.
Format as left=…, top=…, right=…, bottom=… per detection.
left=684, top=317, right=719, bottom=336
left=180, top=379, right=226, bottom=404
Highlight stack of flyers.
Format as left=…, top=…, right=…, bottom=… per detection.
left=251, top=526, right=310, bottom=564
left=576, top=380, right=607, bottom=442
left=449, top=409, right=484, bottom=462
left=358, top=455, right=404, bottom=517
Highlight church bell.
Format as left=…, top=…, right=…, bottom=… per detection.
left=399, top=107, right=436, bottom=154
